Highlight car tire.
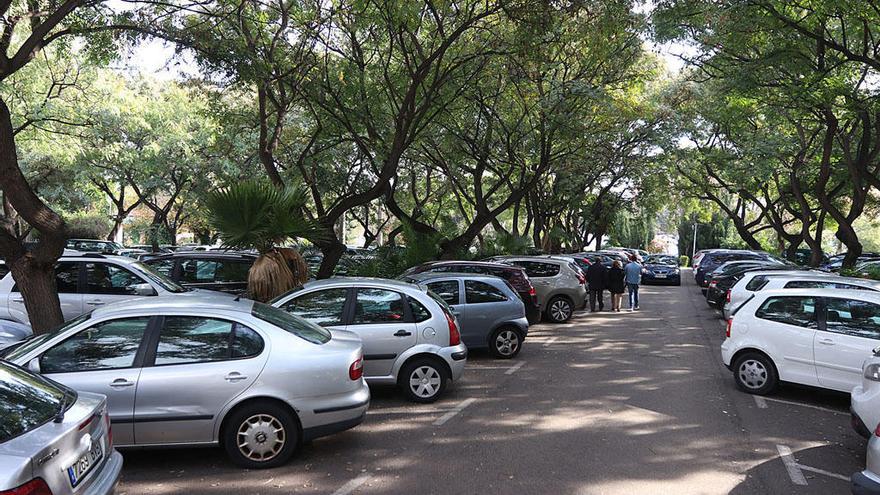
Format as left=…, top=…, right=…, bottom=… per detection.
left=222, top=401, right=299, bottom=469
left=545, top=296, right=573, bottom=323
left=489, top=327, right=524, bottom=359
left=399, top=357, right=449, bottom=403
left=732, top=352, right=778, bottom=395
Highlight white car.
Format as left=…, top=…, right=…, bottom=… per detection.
left=722, top=270, right=870, bottom=319
left=0, top=251, right=229, bottom=325
left=852, top=351, right=880, bottom=439
left=721, top=288, right=880, bottom=394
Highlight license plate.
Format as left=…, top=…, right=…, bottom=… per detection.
left=67, top=438, right=104, bottom=487
left=655, top=273, right=667, bottom=278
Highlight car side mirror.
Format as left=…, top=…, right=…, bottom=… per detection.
left=28, top=357, right=40, bottom=373
left=133, top=283, right=157, bottom=296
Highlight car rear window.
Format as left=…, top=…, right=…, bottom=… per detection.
left=0, top=361, right=75, bottom=442
left=513, top=261, right=560, bottom=278
left=745, top=275, right=769, bottom=291
left=251, top=302, right=331, bottom=345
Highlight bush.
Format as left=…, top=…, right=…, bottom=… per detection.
left=66, top=212, right=111, bottom=239
left=679, top=255, right=689, bottom=267
left=841, top=266, right=880, bottom=281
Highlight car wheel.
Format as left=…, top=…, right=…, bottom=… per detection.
left=399, top=357, right=449, bottom=403
left=733, top=353, right=778, bottom=395
left=223, top=401, right=299, bottom=469
left=546, top=296, right=573, bottom=323
left=489, top=327, right=523, bottom=359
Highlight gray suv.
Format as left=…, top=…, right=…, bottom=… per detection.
left=403, top=273, right=529, bottom=358
left=272, top=278, right=468, bottom=403
left=490, top=256, right=587, bottom=322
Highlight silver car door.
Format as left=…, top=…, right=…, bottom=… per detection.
left=82, top=262, right=155, bottom=309
left=134, top=316, right=268, bottom=445
left=348, top=288, right=417, bottom=378
left=8, top=262, right=82, bottom=323
left=462, top=280, right=510, bottom=347
left=36, top=316, right=153, bottom=446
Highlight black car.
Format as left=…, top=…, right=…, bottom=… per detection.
left=704, top=263, right=805, bottom=308
left=142, top=251, right=256, bottom=294
left=642, top=255, right=681, bottom=285
left=400, top=260, right=542, bottom=324
left=694, top=250, right=776, bottom=290
left=819, top=252, right=880, bottom=272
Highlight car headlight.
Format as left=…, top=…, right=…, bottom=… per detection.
left=865, top=363, right=880, bottom=381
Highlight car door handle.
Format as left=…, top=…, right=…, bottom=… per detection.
left=818, top=338, right=835, bottom=345
left=10, top=297, right=23, bottom=303
left=225, top=372, right=248, bottom=383
left=85, top=300, right=105, bottom=306
left=109, top=378, right=135, bottom=388
left=394, top=330, right=412, bottom=337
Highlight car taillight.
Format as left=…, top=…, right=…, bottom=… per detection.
left=709, top=280, right=717, bottom=288
left=105, top=409, right=113, bottom=447
left=576, top=272, right=586, bottom=285
left=445, top=311, right=461, bottom=346
left=0, top=479, right=53, bottom=495
left=726, top=290, right=731, bottom=303
left=726, top=318, right=732, bottom=338
left=349, top=357, right=363, bottom=381
left=875, top=422, right=880, bottom=437
left=529, top=285, right=536, bottom=297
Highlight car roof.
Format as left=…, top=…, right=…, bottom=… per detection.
left=765, top=274, right=880, bottom=286
left=422, top=260, right=517, bottom=269
left=501, top=255, right=566, bottom=264
left=405, top=272, right=504, bottom=283
left=756, top=288, right=880, bottom=301
left=302, top=277, right=424, bottom=292
left=146, top=251, right=257, bottom=260
left=60, top=252, right=139, bottom=265
left=89, top=294, right=256, bottom=318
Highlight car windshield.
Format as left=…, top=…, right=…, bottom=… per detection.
left=131, top=261, right=188, bottom=293
left=0, top=313, right=91, bottom=360
left=647, top=256, right=677, bottom=265
left=252, top=302, right=331, bottom=345
left=0, top=361, right=75, bottom=442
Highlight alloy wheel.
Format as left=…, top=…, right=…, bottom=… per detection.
left=495, top=330, right=520, bottom=357
left=409, top=365, right=442, bottom=398
left=550, top=300, right=571, bottom=321
left=237, top=413, right=286, bottom=462
left=737, top=360, right=768, bottom=390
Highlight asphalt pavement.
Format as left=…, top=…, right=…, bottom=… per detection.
left=117, top=269, right=864, bottom=494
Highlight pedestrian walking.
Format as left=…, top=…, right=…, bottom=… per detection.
left=607, top=260, right=626, bottom=312
left=586, top=258, right=608, bottom=311
left=624, top=254, right=643, bottom=311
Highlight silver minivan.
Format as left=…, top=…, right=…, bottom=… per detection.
left=272, top=278, right=468, bottom=403
left=490, top=256, right=587, bottom=323
left=1, top=295, right=369, bottom=469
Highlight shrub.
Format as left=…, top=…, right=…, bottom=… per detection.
left=679, top=255, right=689, bottom=267
left=66, top=212, right=111, bottom=239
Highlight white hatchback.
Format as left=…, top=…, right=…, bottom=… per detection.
left=852, top=351, right=880, bottom=439
left=721, top=288, right=880, bottom=394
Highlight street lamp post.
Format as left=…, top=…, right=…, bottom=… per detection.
left=692, top=223, right=697, bottom=259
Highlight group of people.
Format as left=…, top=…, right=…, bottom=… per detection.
left=584, top=255, right=642, bottom=312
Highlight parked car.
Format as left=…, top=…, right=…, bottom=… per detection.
left=0, top=295, right=369, bottom=468
left=851, top=350, right=880, bottom=439
left=0, top=252, right=221, bottom=325
left=65, top=239, right=123, bottom=254
left=495, top=256, right=587, bottom=323
left=704, top=261, right=780, bottom=308
left=143, top=251, right=257, bottom=295
left=695, top=250, right=778, bottom=289
left=400, top=261, right=541, bottom=324
left=820, top=252, right=880, bottom=272
left=272, top=278, right=467, bottom=403
left=116, top=248, right=148, bottom=259
left=0, top=319, right=31, bottom=351
left=723, top=271, right=874, bottom=320
left=721, top=288, right=880, bottom=394
left=853, top=426, right=880, bottom=495
left=0, top=360, right=123, bottom=494
left=642, top=255, right=681, bottom=286
left=402, top=273, right=529, bottom=358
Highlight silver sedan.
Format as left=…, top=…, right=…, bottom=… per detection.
left=1, top=295, right=369, bottom=469
left=0, top=360, right=123, bottom=494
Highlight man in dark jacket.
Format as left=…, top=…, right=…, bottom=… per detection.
left=586, top=260, right=608, bottom=312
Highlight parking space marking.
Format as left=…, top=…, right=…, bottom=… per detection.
left=543, top=337, right=558, bottom=347
left=776, top=445, right=808, bottom=486
left=753, top=396, right=767, bottom=409
left=505, top=361, right=526, bottom=375
left=797, top=464, right=850, bottom=482
left=433, top=398, right=476, bottom=426
left=332, top=473, right=371, bottom=495
left=763, top=396, right=846, bottom=415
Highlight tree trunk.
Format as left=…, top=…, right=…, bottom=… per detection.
left=8, top=259, right=64, bottom=332
left=315, top=237, right=346, bottom=279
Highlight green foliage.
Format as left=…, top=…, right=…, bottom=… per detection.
left=65, top=212, right=111, bottom=239
left=679, top=255, right=689, bottom=267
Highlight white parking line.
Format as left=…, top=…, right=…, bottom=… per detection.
left=505, top=361, right=526, bottom=375
left=762, top=396, right=846, bottom=415
left=776, top=445, right=808, bottom=486
left=332, top=473, right=371, bottom=495
left=753, top=396, right=767, bottom=409
left=797, top=464, right=850, bottom=482
left=543, top=337, right=558, bottom=347
left=433, top=398, right=476, bottom=426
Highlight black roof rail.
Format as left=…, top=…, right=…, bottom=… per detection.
left=79, top=253, right=107, bottom=258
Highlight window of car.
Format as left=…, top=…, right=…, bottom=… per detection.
left=131, top=261, right=187, bottom=293
left=426, top=280, right=460, bottom=306
left=465, top=280, right=508, bottom=304
left=282, top=288, right=348, bottom=327
left=352, top=289, right=406, bottom=324
left=408, top=297, right=432, bottom=323
left=252, top=302, right=331, bottom=344
left=215, top=260, right=252, bottom=282
left=745, top=275, right=769, bottom=291
left=40, top=317, right=151, bottom=373
left=824, top=298, right=880, bottom=340
left=153, top=317, right=263, bottom=365
left=783, top=280, right=824, bottom=289
left=12, top=262, right=79, bottom=294
left=84, top=262, right=148, bottom=295
left=0, top=361, right=75, bottom=442
left=180, top=259, right=217, bottom=283
left=755, top=296, right=817, bottom=329
left=148, top=259, right=176, bottom=277
left=513, top=261, right=560, bottom=278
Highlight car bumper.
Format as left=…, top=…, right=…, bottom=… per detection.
left=300, top=381, right=370, bottom=439
left=439, top=343, right=468, bottom=381
left=853, top=471, right=880, bottom=495
left=853, top=407, right=873, bottom=439
left=720, top=340, right=734, bottom=368
left=643, top=274, right=680, bottom=284
left=852, top=385, right=880, bottom=438
left=87, top=449, right=123, bottom=495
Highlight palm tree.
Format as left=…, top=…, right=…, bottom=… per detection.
left=204, top=180, right=315, bottom=302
